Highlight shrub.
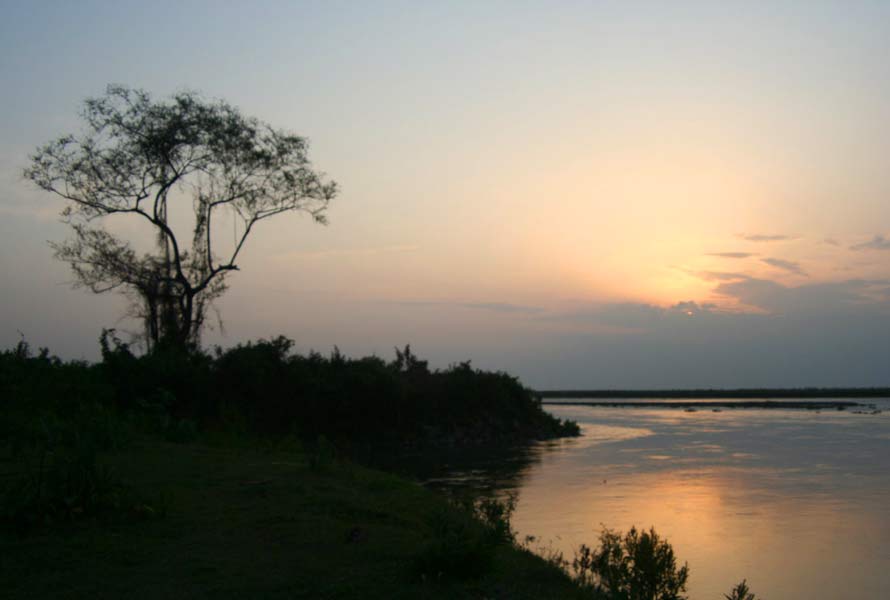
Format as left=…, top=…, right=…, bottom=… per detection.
left=572, top=526, right=689, bottom=600
left=1, top=416, right=127, bottom=533
left=411, top=508, right=496, bottom=581
left=473, top=493, right=517, bottom=545
left=724, top=580, right=759, bottom=600
left=411, top=494, right=518, bottom=582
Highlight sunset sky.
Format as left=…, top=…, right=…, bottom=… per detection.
left=2, top=1, right=889, bottom=387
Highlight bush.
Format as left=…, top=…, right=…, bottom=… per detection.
left=473, top=493, right=517, bottom=545
left=201, top=339, right=578, bottom=446
left=3, top=336, right=580, bottom=458
left=411, top=494, right=517, bottom=582
left=411, top=507, right=497, bottom=582
left=724, top=580, right=759, bottom=600
left=1, top=416, right=127, bottom=533
left=572, top=526, right=689, bottom=600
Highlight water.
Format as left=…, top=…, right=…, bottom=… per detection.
left=423, top=399, right=890, bottom=599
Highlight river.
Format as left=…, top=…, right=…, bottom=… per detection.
left=418, top=398, right=890, bottom=599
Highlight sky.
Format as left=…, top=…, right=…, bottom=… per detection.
left=1, top=1, right=889, bottom=388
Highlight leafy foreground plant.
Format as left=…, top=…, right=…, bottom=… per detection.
left=410, top=494, right=518, bottom=582
left=724, top=579, right=760, bottom=600
left=571, top=526, right=689, bottom=600
left=1, top=420, right=128, bottom=532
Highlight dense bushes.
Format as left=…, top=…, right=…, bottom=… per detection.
left=3, top=335, right=578, bottom=448
left=92, top=334, right=578, bottom=445
left=1, top=335, right=575, bottom=532
left=0, top=340, right=133, bottom=531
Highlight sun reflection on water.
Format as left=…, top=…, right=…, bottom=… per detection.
left=475, top=403, right=890, bottom=599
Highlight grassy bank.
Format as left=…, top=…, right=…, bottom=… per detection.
left=1, top=436, right=591, bottom=599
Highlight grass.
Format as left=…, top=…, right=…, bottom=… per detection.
left=1, top=436, right=592, bottom=599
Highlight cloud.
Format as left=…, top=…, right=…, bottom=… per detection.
left=706, top=252, right=755, bottom=259
left=669, top=300, right=718, bottom=316
left=687, top=270, right=749, bottom=282
left=761, top=257, right=807, bottom=276
left=741, top=234, right=794, bottom=242
left=822, top=238, right=840, bottom=246
left=550, top=301, right=721, bottom=332
left=461, top=302, right=543, bottom=314
left=714, top=277, right=889, bottom=315
left=392, top=300, right=542, bottom=314
left=850, top=234, right=890, bottom=251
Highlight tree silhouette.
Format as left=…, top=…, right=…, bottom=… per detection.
left=26, top=85, right=337, bottom=350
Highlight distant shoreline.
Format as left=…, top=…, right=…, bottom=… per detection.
left=540, top=400, right=871, bottom=410
left=536, top=388, right=890, bottom=399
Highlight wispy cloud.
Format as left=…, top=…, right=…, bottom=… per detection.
left=462, top=302, right=543, bottom=314
left=391, top=300, right=542, bottom=314
left=276, top=244, right=419, bottom=260
left=706, top=252, right=755, bottom=259
left=761, top=257, right=807, bottom=276
left=687, top=270, right=749, bottom=282
left=850, top=234, right=890, bottom=251
left=741, top=234, right=794, bottom=242
left=822, top=238, right=840, bottom=246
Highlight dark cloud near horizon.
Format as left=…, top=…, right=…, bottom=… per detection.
left=550, top=300, right=722, bottom=331
left=513, top=283, right=890, bottom=387
left=506, top=310, right=890, bottom=388
left=551, top=275, right=889, bottom=332
left=850, top=234, right=890, bottom=251
left=706, top=252, right=756, bottom=259
left=761, top=257, right=807, bottom=276
left=714, top=277, right=889, bottom=315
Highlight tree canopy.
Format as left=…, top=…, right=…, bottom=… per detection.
left=26, top=85, right=337, bottom=350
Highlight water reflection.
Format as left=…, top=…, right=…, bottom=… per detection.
left=421, top=400, right=890, bottom=600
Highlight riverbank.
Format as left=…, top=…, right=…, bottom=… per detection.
left=536, top=387, right=890, bottom=399
left=542, top=400, right=873, bottom=410
left=0, top=437, right=592, bottom=599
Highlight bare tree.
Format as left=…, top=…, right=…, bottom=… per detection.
left=26, top=85, right=337, bottom=351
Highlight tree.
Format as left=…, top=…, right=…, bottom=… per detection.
left=26, top=85, right=337, bottom=351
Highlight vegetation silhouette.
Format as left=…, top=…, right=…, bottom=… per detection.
left=2, top=338, right=771, bottom=598
left=1, top=338, right=594, bottom=597
left=410, top=494, right=517, bottom=582
left=569, top=526, right=689, bottom=600
left=1, top=334, right=576, bottom=478
left=96, top=334, right=578, bottom=445
left=724, top=579, right=760, bottom=600
left=25, top=85, right=336, bottom=352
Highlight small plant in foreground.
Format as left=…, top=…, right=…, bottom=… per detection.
left=1, top=438, right=125, bottom=532
left=724, top=579, right=759, bottom=600
left=572, top=526, right=689, bottom=600
left=410, top=494, right=517, bottom=582
left=309, top=435, right=337, bottom=472
left=473, top=492, right=517, bottom=545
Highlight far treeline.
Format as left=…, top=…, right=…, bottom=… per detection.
left=537, top=388, right=890, bottom=399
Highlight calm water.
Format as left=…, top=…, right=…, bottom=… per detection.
left=424, top=399, right=890, bottom=599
